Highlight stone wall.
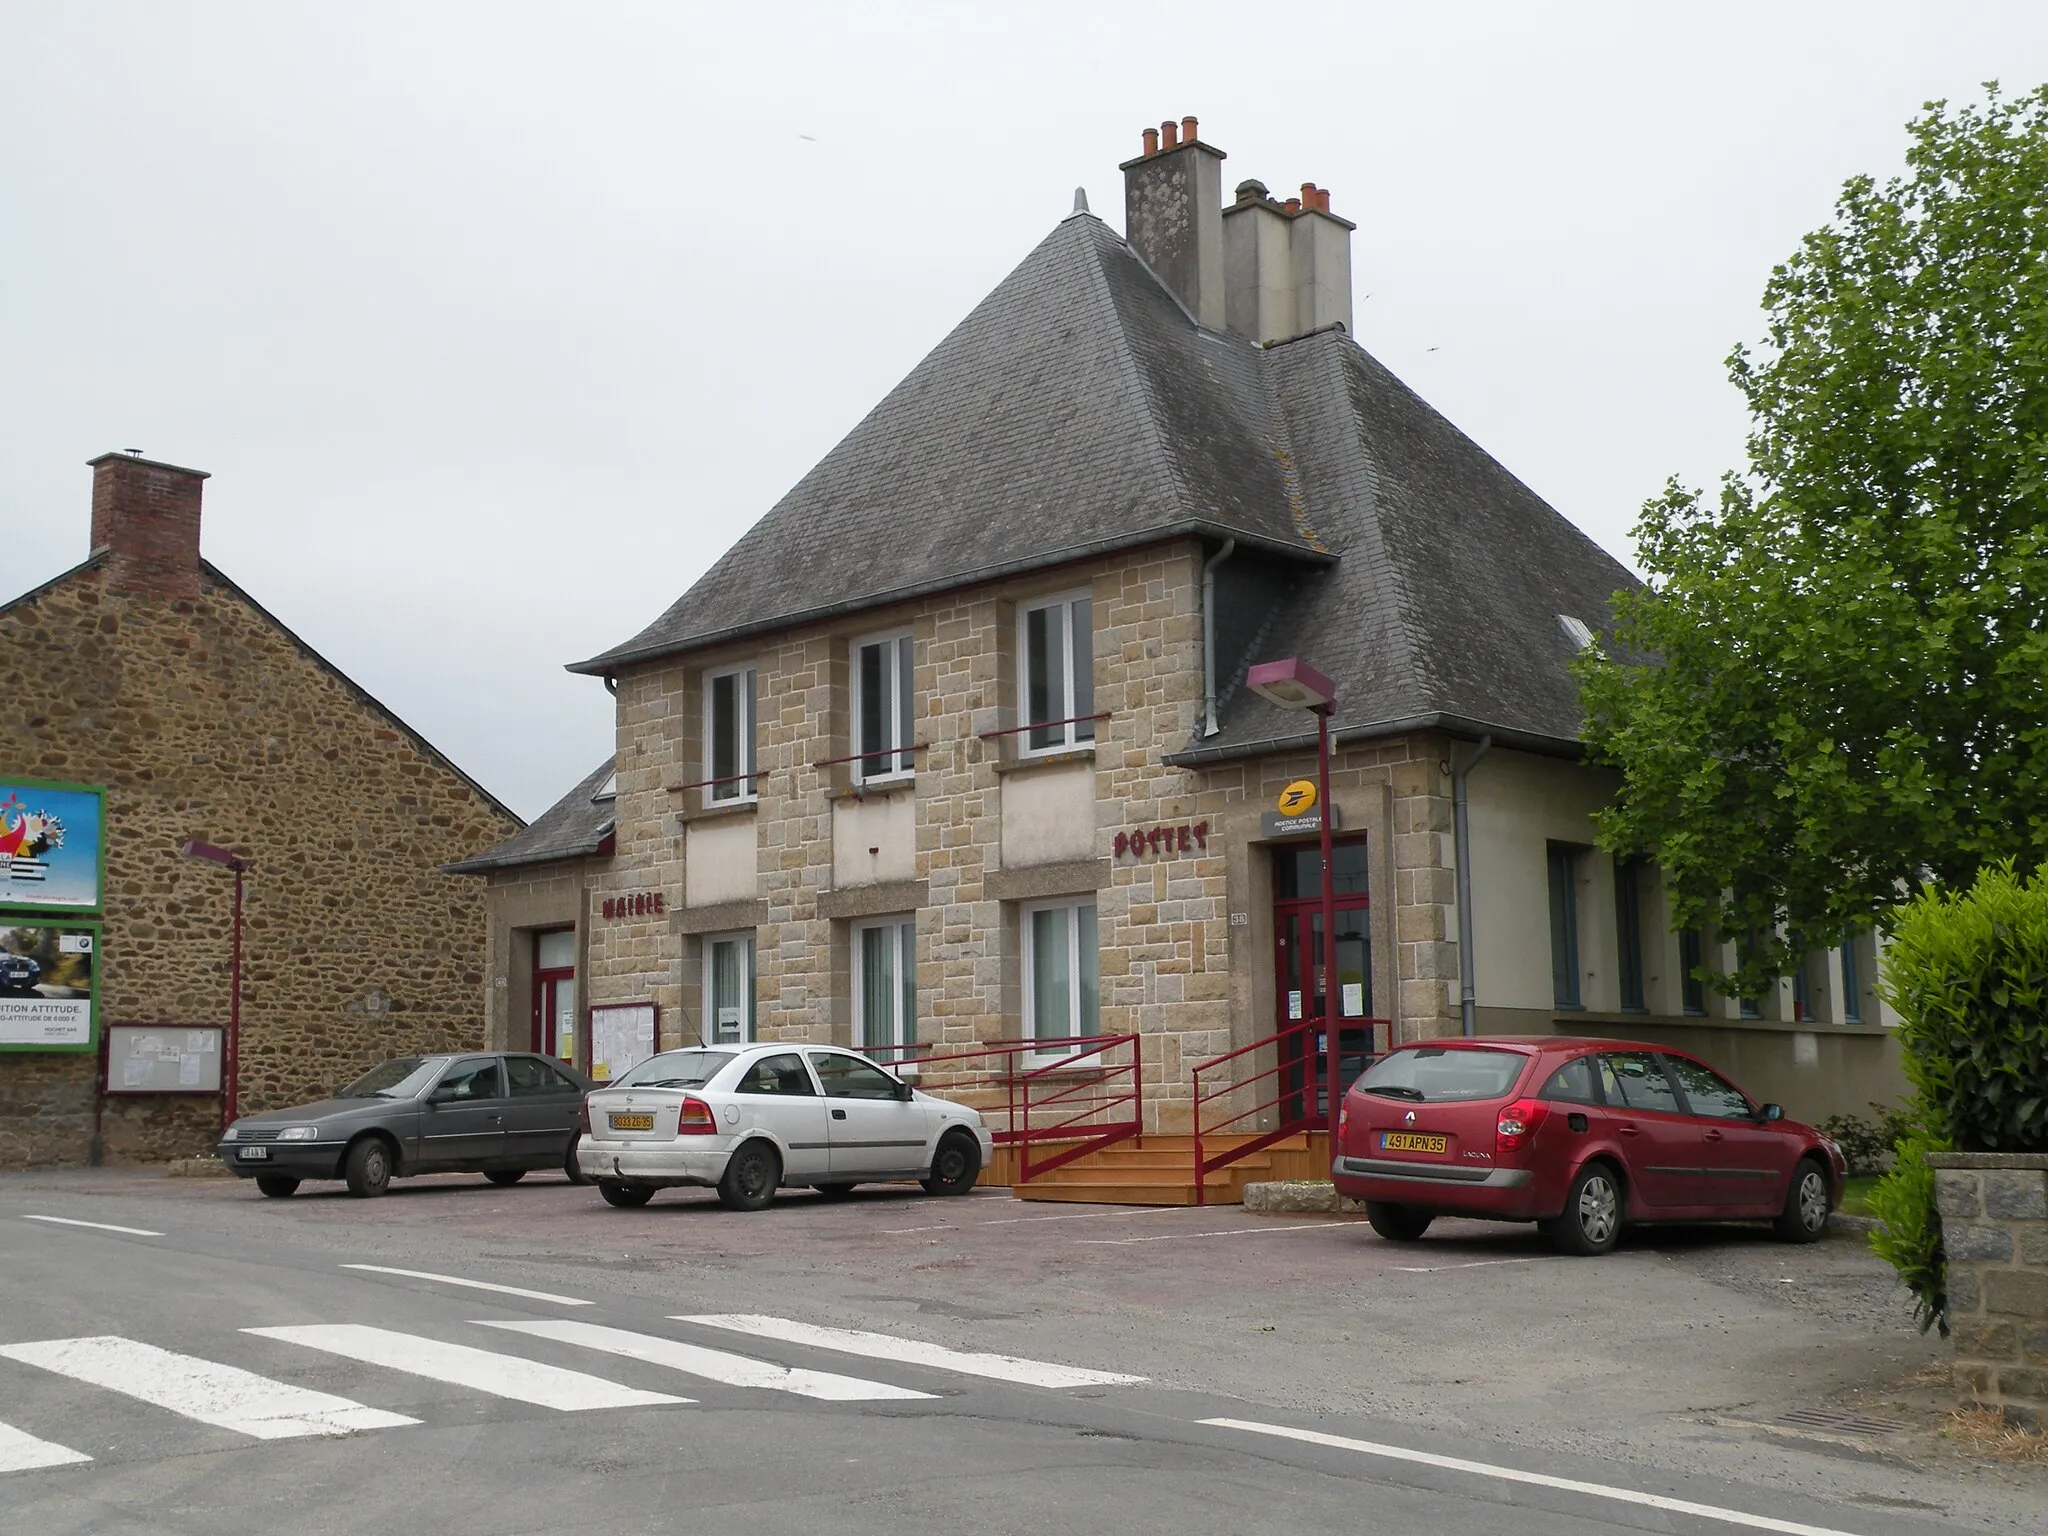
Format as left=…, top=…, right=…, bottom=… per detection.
left=0, top=559, right=519, bottom=1166
left=1930, top=1152, right=2048, bottom=1426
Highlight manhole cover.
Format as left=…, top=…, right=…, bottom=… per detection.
left=1774, top=1408, right=1900, bottom=1438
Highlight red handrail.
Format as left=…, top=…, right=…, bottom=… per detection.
left=1190, top=1021, right=1388, bottom=1205
left=866, top=1033, right=1141, bottom=1184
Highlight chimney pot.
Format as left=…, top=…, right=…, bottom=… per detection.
left=1181, top=115, right=1198, bottom=143
left=86, top=452, right=210, bottom=598
left=1283, top=196, right=1302, bottom=215
left=1142, top=126, right=1159, bottom=155
left=1234, top=178, right=1269, bottom=204
left=1160, top=119, right=1178, bottom=149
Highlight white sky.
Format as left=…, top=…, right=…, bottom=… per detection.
left=5, top=3, right=2045, bottom=821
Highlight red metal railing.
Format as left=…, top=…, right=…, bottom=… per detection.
left=868, top=1032, right=1141, bottom=1183
left=1190, top=1021, right=1389, bottom=1206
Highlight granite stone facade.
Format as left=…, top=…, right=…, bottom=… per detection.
left=1930, top=1152, right=2048, bottom=1426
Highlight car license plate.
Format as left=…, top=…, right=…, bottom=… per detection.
left=609, top=1113, right=655, bottom=1132
left=1380, top=1132, right=1447, bottom=1154
left=238, top=1146, right=270, bottom=1160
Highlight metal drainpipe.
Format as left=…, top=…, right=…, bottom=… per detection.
left=1452, top=735, right=1494, bottom=1037
left=1200, top=539, right=1237, bottom=736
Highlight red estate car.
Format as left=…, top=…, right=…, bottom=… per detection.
left=1331, top=1037, right=1846, bottom=1256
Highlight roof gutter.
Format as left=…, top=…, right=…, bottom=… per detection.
left=1200, top=538, right=1236, bottom=737
left=1163, top=710, right=1583, bottom=768
left=1452, top=735, right=1494, bottom=1038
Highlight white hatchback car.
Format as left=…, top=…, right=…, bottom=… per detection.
left=577, top=1043, right=994, bottom=1211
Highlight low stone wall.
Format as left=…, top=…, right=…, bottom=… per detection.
left=1930, top=1152, right=2048, bottom=1426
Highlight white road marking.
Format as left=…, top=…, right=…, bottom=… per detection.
left=0, top=1337, right=416, bottom=1440
left=1200, top=1418, right=1866, bottom=1536
left=340, top=1264, right=591, bottom=1306
left=678, top=1314, right=1144, bottom=1389
left=0, top=1420, right=92, bottom=1472
left=1388, top=1258, right=1539, bottom=1273
left=19, top=1214, right=162, bottom=1238
left=1076, top=1223, right=1334, bottom=1245
left=479, top=1319, right=934, bottom=1402
left=246, top=1324, right=686, bottom=1412
left=882, top=1207, right=1183, bottom=1234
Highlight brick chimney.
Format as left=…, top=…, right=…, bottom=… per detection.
left=1121, top=115, right=1226, bottom=330
left=88, top=452, right=209, bottom=598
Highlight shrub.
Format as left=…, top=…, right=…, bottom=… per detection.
left=1868, top=1127, right=1949, bottom=1336
left=1818, top=1101, right=1917, bottom=1175
left=1878, top=861, right=2048, bottom=1153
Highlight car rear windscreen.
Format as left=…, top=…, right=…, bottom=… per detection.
left=611, top=1050, right=735, bottom=1089
left=1354, top=1047, right=1529, bottom=1103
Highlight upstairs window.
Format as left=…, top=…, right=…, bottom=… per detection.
left=854, top=631, right=915, bottom=783
left=1679, top=928, right=1707, bottom=1016
left=705, top=665, right=757, bottom=804
left=1546, top=843, right=1583, bottom=1010
left=1020, top=594, right=1095, bottom=753
left=1614, top=857, right=1646, bottom=1014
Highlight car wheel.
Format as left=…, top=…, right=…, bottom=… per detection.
left=563, top=1135, right=590, bottom=1185
left=717, top=1140, right=781, bottom=1212
left=598, top=1180, right=654, bottom=1208
left=1364, top=1202, right=1432, bottom=1241
left=920, top=1131, right=981, bottom=1197
left=484, top=1169, right=525, bottom=1187
left=813, top=1183, right=857, bottom=1200
left=1773, top=1158, right=1832, bottom=1243
left=1546, top=1161, right=1623, bottom=1256
left=343, top=1137, right=394, bottom=1199
left=255, top=1175, right=300, bottom=1199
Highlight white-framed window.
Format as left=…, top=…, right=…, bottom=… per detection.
left=704, top=664, right=757, bottom=805
left=853, top=915, right=917, bottom=1058
left=704, top=931, right=755, bottom=1045
left=852, top=630, right=915, bottom=783
left=1022, top=899, right=1098, bottom=1048
left=1018, top=593, right=1095, bottom=753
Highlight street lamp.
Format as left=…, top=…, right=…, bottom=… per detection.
left=1243, top=658, right=1342, bottom=1140
left=180, top=840, right=249, bottom=1131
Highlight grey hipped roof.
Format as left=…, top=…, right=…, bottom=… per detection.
left=573, top=208, right=1639, bottom=759
left=444, top=756, right=615, bottom=875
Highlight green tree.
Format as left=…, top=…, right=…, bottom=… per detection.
left=1577, top=83, right=2048, bottom=990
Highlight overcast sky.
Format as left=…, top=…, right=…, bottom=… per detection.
left=6, top=3, right=2045, bottom=822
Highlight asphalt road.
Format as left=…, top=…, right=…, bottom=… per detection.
left=0, top=1169, right=2039, bottom=1536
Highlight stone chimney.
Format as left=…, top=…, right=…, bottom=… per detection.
left=87, top=451, right=209, bottom=598
left=1220, top=177, right=1356, bottom=344
left=1121, top=115, right=1226, bottom=330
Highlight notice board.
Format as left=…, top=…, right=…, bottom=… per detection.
left=106, top=1025, right=224, bottom=1094
left=589, top=1002, right=656, bottom=1083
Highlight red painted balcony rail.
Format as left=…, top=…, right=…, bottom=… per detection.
left=867, top=1033, right=1142, bottom=1184
left=1189, top=1020, right=1389, bottom=1206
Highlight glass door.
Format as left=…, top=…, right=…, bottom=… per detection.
left=707, top=933, right=755, bottom=1045
left=531, top=928, right=577, bottom=1063
left=1271, top=838, right=1373, bottom=1124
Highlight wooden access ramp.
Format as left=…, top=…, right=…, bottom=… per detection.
left=1009, top=1132, right=1331, bottom=1207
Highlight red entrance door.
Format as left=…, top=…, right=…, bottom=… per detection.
left=530, top=928, right=577, bottom=1064
left=1273, top=838, right=1374, bottom=1123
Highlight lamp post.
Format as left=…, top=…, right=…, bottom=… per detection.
left=180, top=840, right=248, bottom=1131
left=1244, top=658, right=1341, bottom=1140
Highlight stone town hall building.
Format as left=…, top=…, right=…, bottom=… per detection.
left=456, top=118, right=1904, bottom=1146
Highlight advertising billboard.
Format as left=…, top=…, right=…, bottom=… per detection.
left=0, top=921, right=100, bottom=1051
left=0, top=781, right=105, bottom=913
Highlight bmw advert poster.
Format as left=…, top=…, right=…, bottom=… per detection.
left=0, top=922, right=100, bottom=1050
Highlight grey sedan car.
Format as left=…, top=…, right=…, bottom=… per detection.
left=215, top=1052, right=591, bottom=1198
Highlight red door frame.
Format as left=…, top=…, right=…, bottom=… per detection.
left=1273, top=837, right=1373, bottom=1122
left=530, top=927, right=576, bottom=1060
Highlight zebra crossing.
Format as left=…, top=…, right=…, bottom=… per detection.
left=0, top=1312, right=1146, bottom=1472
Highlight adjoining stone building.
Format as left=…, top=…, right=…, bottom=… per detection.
left=457, top=117, right=1905, bottom=1155
left=0, top=453, right=520, bottom=1166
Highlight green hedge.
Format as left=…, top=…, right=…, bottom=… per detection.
left=1879, top=861, right=2048, bottom=1153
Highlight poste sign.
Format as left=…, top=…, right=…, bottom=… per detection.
left=1263, top=778, right=1335, bottom=839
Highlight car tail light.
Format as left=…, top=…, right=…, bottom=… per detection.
left=577, top=1098, right=591, bottom=1134
left=1495, top=1097, right=1549, bottom=1155
left=676, top=1097, right=718, bottom=1136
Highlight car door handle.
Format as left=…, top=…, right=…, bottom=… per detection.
left=1703, top=1129, right=1724, bottom=1142
left=1617, top=1123, right=1640, bottom=1137
left=831, top=1109, right=847, bottom=1120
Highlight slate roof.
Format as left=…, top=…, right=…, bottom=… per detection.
left=573, top=208, right=1639, bottom=759
left=444, top=756, right=615, bottom=875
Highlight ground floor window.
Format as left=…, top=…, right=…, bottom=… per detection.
left=705, top=931, right=755, bottom=1045
left=854, top=915, right=917, bottom=1058
left=531, top=927, right=576, bottom=1062
left=1546, top=843, right=1583, bottom=1010
left=1023, top=899, right=1098, bottom=1046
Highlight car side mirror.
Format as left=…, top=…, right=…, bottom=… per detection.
left=1759, top=1103, right=1784, bottom=1121
left=894, top=1080, right=914, bottom=1102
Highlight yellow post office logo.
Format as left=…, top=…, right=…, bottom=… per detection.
left=1277, top=780, right=1317, bottom=816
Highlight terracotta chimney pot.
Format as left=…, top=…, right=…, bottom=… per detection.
left=1160, top=119, right=1178, bottom=149
left=1283, top=196, right=1302, bottom=215
left=1142, top=126, right=1159, bottom=155
left=1181, top=115, right=1198, bottom=144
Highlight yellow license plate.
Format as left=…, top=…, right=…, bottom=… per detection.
left=1381, top=1132, right=1447, bottom=1153
left=608, top=1113, right=655, bottom=1132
